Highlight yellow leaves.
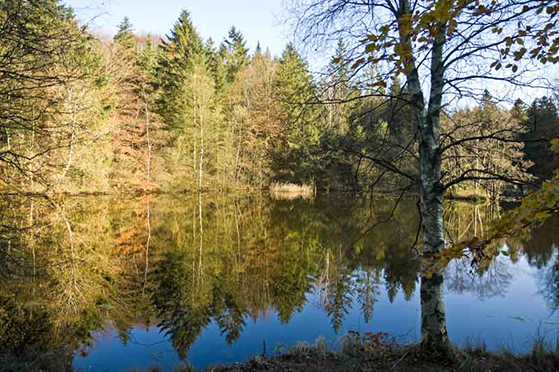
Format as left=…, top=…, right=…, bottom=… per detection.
left=394, top=43, right=404, bottom=56
left=505, top=63, right=519, bottom=73
left=429, top=139, right=559, bottom=275
left=551, top=138, right=559, bottom=153
left=536, top=211, right=552, bottom=220
left=434, top=0, right=452, bottom=15
left=546, top=5, right=559, bottom=15
left=513, top=47, right=527, bottom=61
left=399, top=13, right=413, bottom=37
left=376, top=80, right=387, bottom=89
left=365, top=43, right=378, bottom=54
left=428, top=26, right=437, bottom=37
left=447, top=19, right=458, bottom=36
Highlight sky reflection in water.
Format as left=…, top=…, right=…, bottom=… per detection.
left=75, top=254, right=557, bottom=371
left=0, top=195, right=557, bottom=371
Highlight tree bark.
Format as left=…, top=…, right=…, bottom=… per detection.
left=397, top=0, right=453, bottom=357
left=142, top=88, right=152, bottom=184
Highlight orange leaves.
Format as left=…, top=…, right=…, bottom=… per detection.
left=351, top=58, right=365, bottom=70
left=495, top=5, right=559, bottom=68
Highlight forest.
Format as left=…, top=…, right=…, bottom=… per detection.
left=1, top=0, right=558, bottom=198
left=3, top=0, right=559, bottom=369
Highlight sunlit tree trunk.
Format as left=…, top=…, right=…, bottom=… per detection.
left=199, top=104, right=204, bottom=191
left=143, top=200, right=151, bottom=295
left=198, top=191, right=203, bottom=285
left=142, top=89, right=152, bottom=184
left=397, top=0, right=452, bottom=356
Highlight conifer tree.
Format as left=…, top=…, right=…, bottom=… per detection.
left=272, top=43, right=323, bottom=184
left=222, top=26, right=249, bottom=84
left=156, top=11, right=204, bottom=132
left=114, top=17, right=136, bottom=52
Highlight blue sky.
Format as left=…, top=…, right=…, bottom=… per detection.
left=63, top=0, right=289, bottom=57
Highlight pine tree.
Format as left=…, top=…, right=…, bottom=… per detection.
left=254, top=41, right=262, bottom=58
left=156, top=10, right=204, bottom=132
left=325, top=39, right=355, bottom=135
left=520, top=97, right=559, bottom=182
left=221, top=26, right=249, bottom=84
left=114, top=17, right=136, bottom=52
left=271, top=43, right=323, bottom=184
left=204, top=37, right=227, bottom=96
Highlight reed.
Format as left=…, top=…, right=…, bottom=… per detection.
left=269, top=182, right=314, bottom=200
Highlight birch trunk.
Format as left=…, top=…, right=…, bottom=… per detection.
left=199, top=102, right=204, bottom=192
left=142, top=88, right=152, bottom=184
left=398, top=0, right=452, bottom=356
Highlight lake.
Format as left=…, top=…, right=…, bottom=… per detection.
left=0, top=194, right=558, bottom=371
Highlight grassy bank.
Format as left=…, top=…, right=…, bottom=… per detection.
left=181, top=334, right=559, bottom=372
left=3, top=335, right=559, bottom=371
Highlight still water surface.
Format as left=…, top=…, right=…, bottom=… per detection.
left=1, top=194, right=558, bottom=371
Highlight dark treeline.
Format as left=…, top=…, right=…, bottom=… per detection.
left=1, top=1, right=557, bottom=197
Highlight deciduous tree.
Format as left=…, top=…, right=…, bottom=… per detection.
left=288, top=0, right=557, bottom=356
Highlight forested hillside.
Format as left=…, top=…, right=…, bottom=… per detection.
left=1, top=1, right=557, bottom=197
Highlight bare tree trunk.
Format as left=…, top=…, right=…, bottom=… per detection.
left=142, top=89, right=152, bottom=184
left=57, top=87, right=77, bottom=188
left=198, top=191, right=203, bottom=286
left=199, top=102, right=204, bottom=191
left=143, top=200, right=151, bottom=295
left=398, top=0, right=452, bottom=357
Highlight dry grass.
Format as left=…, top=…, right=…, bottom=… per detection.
left=269, top=182, right=314, bottom=200
left=446, top=186, right=490, bottom=202
left=205, top=332, right=559, bottom=372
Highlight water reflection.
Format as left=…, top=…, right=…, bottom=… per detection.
left=0, top=195, right=557, bottom=370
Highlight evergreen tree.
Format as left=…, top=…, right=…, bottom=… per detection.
left=511, top=99, right=528, bottom=122
left=254, top=41, right=263, bottom=58
left=204, top=37, right=227, bottom=96
left=114, top=17, right=135, bottom=52
left=221, top=26, right=249, bottom=84
left=325, top=39, right=353, bottom=135
left=156, top=10, right=204, bottom=132
left=271, top=43, right=323, bottom=184
left=520, top=97, right=559, bottom=182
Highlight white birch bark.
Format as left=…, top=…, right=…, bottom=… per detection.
left=398, top=0, right=451, bottom=354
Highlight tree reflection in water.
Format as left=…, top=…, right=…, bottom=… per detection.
left=0, top=195, right=557, bottom=367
